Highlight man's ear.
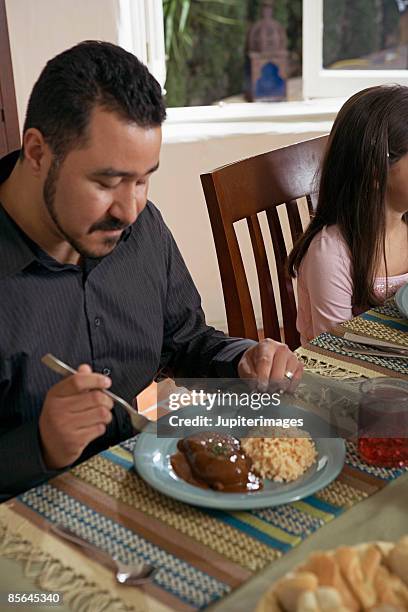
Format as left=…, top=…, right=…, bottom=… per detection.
left=22, top=128, right=50, bottom=176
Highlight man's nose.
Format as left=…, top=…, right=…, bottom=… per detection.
left=110, top=184, right=146, bottom=226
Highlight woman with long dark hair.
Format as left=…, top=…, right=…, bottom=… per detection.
left=288, top=85, right=408, bottom=344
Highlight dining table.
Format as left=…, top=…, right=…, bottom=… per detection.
left=1, top=299, right=408, bottom=612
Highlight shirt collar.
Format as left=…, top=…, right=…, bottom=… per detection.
left=122, top=224, right=132, bottom=241
left=0, top=150, right=37, bottom=280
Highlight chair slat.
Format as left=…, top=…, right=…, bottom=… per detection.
left=247, top=214, right=280, bottom=340
left=265, top=207, right=300, bottom=348
left=307, top=191, right=319, bottom=213
left=286, top=199, right=304, bottom=244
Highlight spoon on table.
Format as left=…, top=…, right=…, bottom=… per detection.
left=51, top=523, right=157, bottom=585
left=337, top=346, right=408, bottom=359
left=342, top=332, right=408, bottom=355
left=41, top=353, right=155, bottom=433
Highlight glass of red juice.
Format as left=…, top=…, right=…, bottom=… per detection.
left=358, top=378, right=408, bottom=467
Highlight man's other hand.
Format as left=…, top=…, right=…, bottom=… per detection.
left=238, top=338, right=303, bottom=391
left=39, top=364, right=114, bottom=470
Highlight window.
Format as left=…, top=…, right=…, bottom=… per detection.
left=303, top=0, right=408, bottom=98
left=125, top=1, right=408, bottom=107
left=162, top=1, right=302, bottom=107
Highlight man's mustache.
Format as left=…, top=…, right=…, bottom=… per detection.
left=88, top=217, right=129, bottom=233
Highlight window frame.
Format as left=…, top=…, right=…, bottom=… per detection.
left=117, top=0, right=166, bottom=89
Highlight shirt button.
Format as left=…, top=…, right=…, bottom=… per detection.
left=94, top=317, right=101, bottom=327
left=102, top=367, right=111, bottom=376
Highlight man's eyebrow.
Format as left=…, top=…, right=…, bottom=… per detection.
left=90, top=162, right=160, bottom=179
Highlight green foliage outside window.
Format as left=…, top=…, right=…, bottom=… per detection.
left=323, top=0, right=400, bottom=68
left=163, top=0, right=302, bottom=107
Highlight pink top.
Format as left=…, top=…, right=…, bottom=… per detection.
left=296, top=225, right=408, bottom=345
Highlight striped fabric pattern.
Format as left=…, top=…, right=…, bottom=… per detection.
left=304, top=299, right=408, bottom=378
left=10, top=435, right=406, bottom=611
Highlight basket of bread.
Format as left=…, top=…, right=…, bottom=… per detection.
left=256, top=536, right=408, bottom=611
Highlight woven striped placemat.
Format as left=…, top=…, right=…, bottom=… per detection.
left=297, top=300, right=408, bottom=379
left=1, top=435, right=407, bottom=612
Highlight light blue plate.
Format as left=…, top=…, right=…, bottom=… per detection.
left=395, top=283, right=408, bottom=319
left=133, top=409, right=346, bottom=510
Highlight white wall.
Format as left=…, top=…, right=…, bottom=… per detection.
left=5, top=0, right=120, bottom=127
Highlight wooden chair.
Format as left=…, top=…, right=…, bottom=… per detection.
left=200, top=135, right=328, bottom=351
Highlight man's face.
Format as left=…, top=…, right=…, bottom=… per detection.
left=43, top=107, right=162, bottom=259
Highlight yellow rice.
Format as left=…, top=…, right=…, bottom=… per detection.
left=241, top=428, right=317, bottom=483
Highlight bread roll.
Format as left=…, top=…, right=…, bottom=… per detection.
left=361, top=545, right=382, bottom=583
left=335, top=546, right=377, bottom=609
left=299, top=552, right=358, bottom=610
left=296, top=590, right=320, bottom=612
left=369, top=606, right=405, bottom=611
left=315, top=586, right=350, bottom=611
left=275, top=572, right=319, bottom=612
left=374, top=564, right=408, bottom=608
left=387, top=536, right=408, bottom=587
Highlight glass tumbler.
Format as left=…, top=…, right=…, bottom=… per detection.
left=358, top=378, right=408, bottom=467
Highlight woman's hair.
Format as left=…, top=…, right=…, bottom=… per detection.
left=288, top=84, right=408, bottom=309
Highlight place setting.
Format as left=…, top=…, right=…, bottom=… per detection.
left=133, top=401, right=346, bottom=511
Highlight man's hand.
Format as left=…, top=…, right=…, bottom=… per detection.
left=238, top=338, right=303, bottom=391
left=39, top=364, right=114, bottom=470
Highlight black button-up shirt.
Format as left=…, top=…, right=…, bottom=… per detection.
left=0, top=150, right=254, bottom=500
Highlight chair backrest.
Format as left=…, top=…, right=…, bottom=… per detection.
left=200, top=135, right=328, bottom=350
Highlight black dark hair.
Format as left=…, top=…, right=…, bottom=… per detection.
left=288, top=84, right=408, bottom=309
left=22, top=40, right=166, bottom=158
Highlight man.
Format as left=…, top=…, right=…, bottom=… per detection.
left=0, top=41, right=302, bottom=500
